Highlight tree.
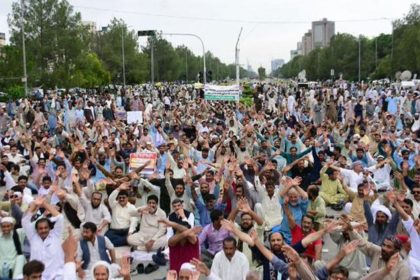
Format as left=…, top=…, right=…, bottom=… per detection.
left=93, top=18, right=149, bottom=84
left=8, top=0, right=89, bottom=88
left=258, top=66, right=266, bottom=80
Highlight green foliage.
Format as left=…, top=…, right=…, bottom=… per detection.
left=1, top=1, right=250, bottom=89
left=0, top=85, right=25, bottom=102
left=279, top=4, right=420, bottom=81
left=258, top=66, right=266, bottom=80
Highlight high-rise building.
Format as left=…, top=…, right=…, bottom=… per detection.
left=311, top=18, right=335, bottom=49
left=302, top=30, right=313, bottom=55
left=0, top=33, right=5, bottom=48
left=271, top=59, right=285, bottom=72
left=82, top=21, right=97, bottom=33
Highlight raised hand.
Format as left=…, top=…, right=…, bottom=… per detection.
left=386, top=253, right=400, bottom=272
left=282, top=245, right=300, bottom=263
left=238, top=197, right=251, bottom=213
left=190, top=258, right=210, bottom=277
left=119, top=256, right=131, bottom=278
left=34, top=196, right=46, bottom=207
left=221, top=219, right=235, bottom=232
left=166, top=270, right=178, bottom=280
left=341, top=240, right=361, bottom=255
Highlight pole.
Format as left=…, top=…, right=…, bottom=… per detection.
left=375, top=37, right=378, bottom=68
left=185, top=50, right=188, bottom=81
left=20, top=0, right=28, bottom=96
left=235, top=27, right=243, bottom=86
left=162, top=33, right=206, bottom=84
left=358, top=35, right=361, bottom=82
left=121, top=25, right=126, bottom=87
left=151, top=38, right=155, bottom=84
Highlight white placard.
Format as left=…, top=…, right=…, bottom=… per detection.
left=127, top=111, right=143, bottom=124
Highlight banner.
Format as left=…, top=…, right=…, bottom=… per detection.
left=127, top=111, right=143, bottom=124
left=204, top=84, right=241, bottom=101
left=129, top=152, right=157, bottom=175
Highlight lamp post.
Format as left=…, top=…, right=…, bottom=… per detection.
left=121, top=25, right=126, bottom=87
left=162, top=32, right=207, bottom=84
left=358, top=35, right=361, bottom=82
left=138, top=30, right=157, bottom=84
left=235, top=27, right=243, bottom=86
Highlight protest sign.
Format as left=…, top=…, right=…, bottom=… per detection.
left=129, top=152, right=157, bottom=175
left=204, top=84, right=241, bottom=101
left=127, top=111, right=143, bottom=124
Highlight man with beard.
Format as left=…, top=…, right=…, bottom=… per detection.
left=349, top=231, right=410, bottom=280
left=165, top=171, right=194, bottom=212
left=364, top=199, right=399, bottom=245
left=224, top=200, right=264, bottom=270
left=77, top=222, right=117, bottom=277
left=224, top=219, right=337, bottom=280
left=79, top=191, right=111, bottom=235
left=149, top=168, right=205, bottom=215
left=0, top=217, right=25, bottom=279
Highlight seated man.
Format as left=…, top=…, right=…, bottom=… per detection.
left=210, top=237, right=249, bottom=280
left=127, top=195, right=167, bottom=274
left=199, top=209, right=231, bottom=268
left=160, top=198, right=200, bottom=273
left=77, top=222, right=119, bottom=278
left=106, top=184, right=139, bottom=247
left=0, top=217, right=26, bottom=279
left=284, top=197, right=322, bottom=261
left=272, top=178, right=308, bottom=244
left=319, top=165, right=347, bottom=209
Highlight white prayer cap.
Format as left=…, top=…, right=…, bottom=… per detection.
left=0, top=217, right=16, bottom=225
left=180, top=263, right=196, bottom=272
left=372, top=204, right=392, bottom=223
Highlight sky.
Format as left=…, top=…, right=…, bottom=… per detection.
left=0, top=0, right=416, bottom=72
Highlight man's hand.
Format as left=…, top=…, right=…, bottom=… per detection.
left=221, top=219, right=235, bottom=232
left=119, top=256, right=131, bottom=278
left=62, top=227, right=78, bottom=263
left=238, top=197, right=251, bottom=213
left=190, top=258, right=211, bottom=277
left=282, top=245, right=300, bottom=263
left=145, top=240, right=155, bottom=252
left=341, top=240, right=361, bottom=256
left=33, top=196, right=46, bottom=207
left=386, top=253, right=400, bottom=272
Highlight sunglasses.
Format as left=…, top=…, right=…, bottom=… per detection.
left=413, top=191, right=420, bottom=195
left=118, top=196, right=128, bottom=200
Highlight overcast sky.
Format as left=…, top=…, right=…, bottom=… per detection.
left=0, top=0, right=416, bottom=72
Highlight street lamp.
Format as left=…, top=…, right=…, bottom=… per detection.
left=358, top=35, right=361, bottom=82
left=162, top=32, right=207, bottom=84
left=121, top=25, right=126, bottom=87
left=235, top=27, right=243, bottom=86
left=138, top=30, right=156, bottom=84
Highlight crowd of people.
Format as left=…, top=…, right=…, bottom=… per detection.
left=0, top=81, right=419, bottom=280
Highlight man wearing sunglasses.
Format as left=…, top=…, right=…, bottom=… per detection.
left=105, top=183, right=139, bottom=247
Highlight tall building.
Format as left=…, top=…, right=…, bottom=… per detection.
left=82, top=21, right=97, bottom=33
left=0, top=33, right=5, bottom=48
left=302, top=30, right=313, bottom=55
left=311, top=18, right=335, bottom=49
left=271, top=59, right=285, bottom=72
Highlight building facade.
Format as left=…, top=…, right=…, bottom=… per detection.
left=0, top=33, right=5, bottom=48
left=311, top=18, right=335, bottom=49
